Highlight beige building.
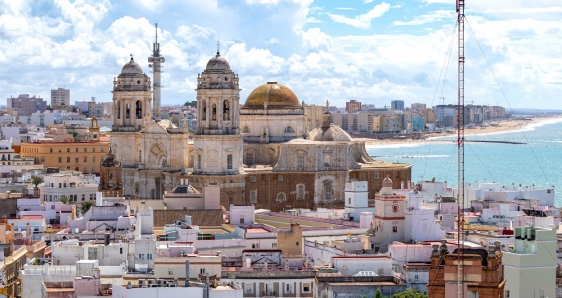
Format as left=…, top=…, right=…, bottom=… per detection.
left=51, top=88, right=70, bottom=107
left=303, top=103, right=323, bottom=132
left=109, top=57, right=190, bottom=200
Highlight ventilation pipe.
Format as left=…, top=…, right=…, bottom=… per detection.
left=185, top=260, right=190, bottom=287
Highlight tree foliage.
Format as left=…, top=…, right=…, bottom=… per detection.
left=391, top=289, right=428, bottom=298
left=80, top=201, right=94, bottom=215
left=30, top=176, right=44, bottom=188
left=59, top=195, right=69, bottom=204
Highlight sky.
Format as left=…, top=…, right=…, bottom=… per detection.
left=1, top=0, right=562, bottom=110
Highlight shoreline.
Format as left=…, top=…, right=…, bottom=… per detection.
left=356, top=115, right=562, bottom=146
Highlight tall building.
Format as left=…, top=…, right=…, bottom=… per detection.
left=391, top=100, right=404, bottom=111
left=109, top=27, right=190, bottom=200
left=345, top=100, right=361, bottom=114
left=51, top=88, right=70, bottom=106
left=503, top=225, right=556, bottom=298
left=6, top=94, right=47, bottom=116
left=303, top=103, right=323, bottom=132
left=189, top=50, right=246, bottom=206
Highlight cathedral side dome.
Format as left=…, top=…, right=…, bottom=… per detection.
left=244, top=82, right=300, bottom=109
left=120, top=57, right=144, bottom=75
left=206, top=52, right=231, bottom=71
left=308, top=123, right=352, bottom=142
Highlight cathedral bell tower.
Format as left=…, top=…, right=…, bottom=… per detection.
left=111, top=57, right=152, bottom=132
left=189, top=51, right=245, bottom=208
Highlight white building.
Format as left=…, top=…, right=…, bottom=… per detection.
left=51, top=238, right=127, bottom=266
left=40, top=171, right=99, bottom=203
left=503, top=226, right=556, bottom=298
left=0, top=139, right=41, bottom=173
left=344, top=181, right=373, bottom=221
left=460, top=182, right=555, bottom=207
left=29, top=110, right=56, bottom=126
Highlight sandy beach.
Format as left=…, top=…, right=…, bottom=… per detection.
left=356, top=115, right=562, bottom=145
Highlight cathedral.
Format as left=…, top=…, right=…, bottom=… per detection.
left=106, top=28, right=412, bottom=210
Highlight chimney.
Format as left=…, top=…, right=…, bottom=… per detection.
left=184, top=260, right=190, bottom=287
left=104, top=233, right=110, bottom=246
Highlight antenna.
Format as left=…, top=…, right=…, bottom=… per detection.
left=155, top=22, right=158, bottom=44
left=456, top=1, right=466, bottom=298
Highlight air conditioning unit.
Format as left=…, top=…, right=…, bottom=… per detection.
left=150, top=284, right=158, bottom=288
left=168, top=283, right=176, bottom=287
left=138, top=279, right=146, bottom=288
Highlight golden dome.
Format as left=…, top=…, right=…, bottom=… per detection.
left=244, top=82, right=301, bottom=109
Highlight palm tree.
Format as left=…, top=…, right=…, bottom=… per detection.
left=80, top=201, right=94, bottom=215
left=30, top=176, right=44, bottom=197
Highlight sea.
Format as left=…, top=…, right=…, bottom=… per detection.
left=366, top=118, right=562, bottom=207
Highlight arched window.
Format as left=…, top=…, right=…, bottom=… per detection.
left=117, top=101, right=121, bottom=119
left=212, top=103, right=217, bottom=121
left=242, top=126, right=250, bottom=133
left=202, top=100, right=207, bottom=121
left=276, top=192, right=286, bottom=202
left=223, top=100, right=230, bottom=121
left=284, top=126, right=295, bottom=133
left=125, top=103, right=130, bottom=119
left=135, top=101, right=142, bottom=119
left=323, top=180, right=333, bottom=200
left=296, top=184, right=305, bottom=200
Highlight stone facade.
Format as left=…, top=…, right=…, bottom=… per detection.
left=109, top=57, right=190, bottom=200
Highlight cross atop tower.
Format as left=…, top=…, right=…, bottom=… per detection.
left=216, top=31, right=221, bottom=56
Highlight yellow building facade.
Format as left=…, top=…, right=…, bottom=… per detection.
left=20, top=141, right=109, bottom=174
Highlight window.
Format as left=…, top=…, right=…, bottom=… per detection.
left=239, top=217, right=245, bottom=224
left=41, top=156, right=45, bottom=163
left=348, top=198, right=351, bottom=204
left=392, top=205, right=399, bottom=213
left=245, top=151, right=254, bottom=166
left=244, top=284, right=253, bottom=294
left=227, top=154, right=232, bottom=170
left=250, top=176, right=256, bottom=183
left=50, top=148, right=53, bottom=153
left=58, top=157, right=61, bottom=163
left=285, top=283, right=293, bottom=293
left=81, top=194, right=85, bottom=201
left=75, top=148, right=78, bottom=153
left=75, top=157, right=79, bottom=163
left=197, top=155, right=201, bottom=169
left=120, top=248, right=123, bottom=254
left=92, top=157, right=95, bottom=163
left=393, top=226, right=398, bottom=233
left=284, top=126, right=294, bottom=133
left=296, top=241, right=299, bottom=246
left=297, top=184, right=305, bottom=200
left=101, top=148, right=104, bottom=153
left=92, top=166, right=96, bottom=172
left=278, top=175, right=283, bottom=182
left=276, top=192, right=286, bottom=202
left=84, top=148, right=87, bottom=153
left=414, top=274, right=419, bottom=280
left=67, top=157, right=70, bottom=163
left=138, top=254, right=144, bottom=260
left=374, top=172, right=380, bottom=180
left=200, top=268, right=206, bottom=275
left=302, top=283, right=311, bottom=293
left=272, top=243, right=277, bottom=249
left=323, top=154, right=331, bottom=167
left=67, top=148, right=70, bottom=152
left=51, top=205, right=55, bottom=210
left=323, top=180, right=333, bottom=200
left=297, top=155, right=304, bottom=168
left=147, top=253, right=152, bottom=260
left=168, top=268, right=174, bottom=275
left=90, top=194, right=94, bottom=200
left=84, top=157, right=87, bottom=162
left=93, top=148, right=95, bottom=153
left=252, top=243, right=259, bottom=249
left=250, top=190, right=257, bottom=204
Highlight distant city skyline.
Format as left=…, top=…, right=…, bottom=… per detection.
left=1, top=0, right=562, bottom=109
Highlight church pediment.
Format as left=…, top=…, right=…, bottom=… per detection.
left=139, top=121, right=169, bottom=134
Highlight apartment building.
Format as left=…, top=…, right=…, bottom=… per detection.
left=39, top=172, right=99, bottom=203
left=6, top=94, right=47, bottom=116
left=20, top=140, right=109, bottom=174
left=51, top=88, right=70, bottom=107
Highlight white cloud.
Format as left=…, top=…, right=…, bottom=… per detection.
left=329, top=2, right=391, bottom=29
left=133, top=0, right=164, bottom=11
left=245, top=0, right=279, bottom=5
left=393, top=10, right=455, bottom=26
left=225, top=43, right=285, bottom=75
left=301, top=28, right=332, bottom=49
left=175, top=24, right=216, bottom=48
left=306, top=16, right=322, bottom=23
left=364, top=0, right=374, bottom=3
left=335, top=7, right=356, bottom=11
left=266, top=37, right=280, bottom=44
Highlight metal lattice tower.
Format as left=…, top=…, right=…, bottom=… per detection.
left=456, top=0, right=466, bottom=297
left=149, top=23, right=165, bottom=121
